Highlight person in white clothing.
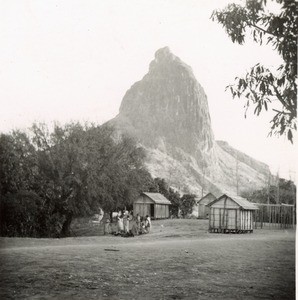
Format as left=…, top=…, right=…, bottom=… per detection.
left=145, top=215, right=151, bottom=233
left=117, top=214, right=124, bottom=233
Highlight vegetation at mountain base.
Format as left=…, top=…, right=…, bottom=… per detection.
left=241, top=178, right=296, bottom=204
left=0, top=122, right=199, bottom=238
left=212, top=0, right=297, bottom=142
left=0, top=123, right=153, bottom=237
left=149, top=178, right=196, bottom=218
left=1, top=122, right=295, bottom=238
left=180, top=194, right=197, bottom=218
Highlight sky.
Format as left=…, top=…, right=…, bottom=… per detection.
left=0, top=0, right=296, bottom=180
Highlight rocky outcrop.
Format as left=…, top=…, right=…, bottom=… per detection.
left=117, top=47, right=215, bottom=168
left=107, top=47, right=270, bottom=196
left=216, top=140, right=269, bottom=176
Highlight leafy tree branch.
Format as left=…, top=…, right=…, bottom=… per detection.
left=212, top=0, right=297, bottom=142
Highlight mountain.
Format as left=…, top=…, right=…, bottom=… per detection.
left=107, top=47, right=270, bottom=196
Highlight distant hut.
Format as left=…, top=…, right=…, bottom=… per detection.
left=193, top=193, right=217, bottom=219
left=133, top=192, right=171, bottom=219
left=207, top=194, right=258, bottom=233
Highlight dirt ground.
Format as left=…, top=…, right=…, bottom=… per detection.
left=0, top=219, right=295, bottom=299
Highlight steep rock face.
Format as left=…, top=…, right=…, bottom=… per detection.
left=108, top=47, right=270, bottom=196
left=118, top=47, right=215, bottom=167
left=216, top=140, right=269, bottom=177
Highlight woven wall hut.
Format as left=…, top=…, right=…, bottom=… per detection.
left=207, top=194, right=258, bottom=233
left=194, top=193, right=217, bottom=219
left=133, top=192, right=171, bottom=219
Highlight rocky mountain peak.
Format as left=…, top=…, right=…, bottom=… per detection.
left=154, top=46, right=172, bottom=60
left=118, top=47, right=215, bottom=160
left=147, top=47, right=194, bottom=80
left=107, top=48, right=270, bottom=195
left=149, top=47, right=179, bottom=68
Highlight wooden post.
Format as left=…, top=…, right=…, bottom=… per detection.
left=213, top=207, right=215, bottom=230
left=268, top=205, right=271, bottom=229
left=280, top=205, right=282, bottom=229
left=245, top=210, right=247, bottom=231
left=235, top=209, right=238, bottom=231
left=292, top=205, right=295, bottom=228
left=209, top=207, right=211, bottom=231
left=274, top=206, right=277, bottom=228
left=255, top=209, right=258, bottom=229
left=223, top=197, right=227, bottom=230
left=260, top=206, right=263, bottom=229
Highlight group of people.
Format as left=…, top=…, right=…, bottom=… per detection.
left=116, top=210, right=132, bottom=234
left=134, top=214, right=151, bottom=235
left=104, top=211, right=151, bottom=237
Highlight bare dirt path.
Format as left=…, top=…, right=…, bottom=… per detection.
left=0, top=219, right=295, bottom=299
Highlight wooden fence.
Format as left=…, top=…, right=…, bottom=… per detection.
left=253, top=203, right=295, bottom=229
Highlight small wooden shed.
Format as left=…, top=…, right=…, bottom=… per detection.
left=207, top=194, right=258, bottom=233
left=194, top=193, right=217, bottom=219
left=133, top=192, right=171, bottom=219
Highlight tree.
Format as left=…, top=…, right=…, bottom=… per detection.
left=0, top=191, right=50, bottom=237
left=0, top=122, right=153, bottom=237
left=149, top=178, right=180, bottom=216
left=149, top=177, right=170, bottom=198
left=241, top=178, right=296, bottom=204
left=148, top=177, right=198, bottom=217
left=30, top=122, right=90, bottom=236
left=168, top=188, right=181, bottom=217
left=180, top=194, right=196, bottom=218
left=0, top=131, right=38, bottom=195
left=82, top=126, right=153, bottom=213
left=0, top=131, right=61, bottom=237
left=30, top=123, right=152, bottom=236
left=212, top=0, right=297, bottom=142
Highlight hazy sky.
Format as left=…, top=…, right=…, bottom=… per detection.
left=0, top=0, right=296, bottom=179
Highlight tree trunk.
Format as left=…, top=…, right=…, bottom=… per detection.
left=60, top=213, right=73, bottom=237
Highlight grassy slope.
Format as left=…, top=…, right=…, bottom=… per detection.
left=0, top=219, right=295, bottom=300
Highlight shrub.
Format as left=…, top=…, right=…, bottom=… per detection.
left=0, top=191, right=61, bottom=237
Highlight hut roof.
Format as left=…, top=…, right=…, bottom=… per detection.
left=207, top=194, right=259, bottom=210
left=196, top=192, right=217, bottom=204
left=142, top=192, right=171, bottom=205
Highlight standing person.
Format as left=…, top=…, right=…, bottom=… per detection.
left=127, top=211, right=133, bottom=233
left=145, top=215, right=151, bottom=233
left=140, top=217, right=147, bottom=234
left=136, top=213, right=141, bottom=232
left=104, top=218, right=111, bottom=235
left=123, top=213, right=129, bottom=233
left=131, top=222, right=138, bottom=236
left=117, top=214, right=124, bottom=234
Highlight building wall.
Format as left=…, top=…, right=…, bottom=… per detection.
left=133, top=195, right=170, bottom=219
left=198, top=203, right=210, bottom=219
left=240, top=210, right=253, bottom=230
left=133, top=195, right=154, bottom=217
left=209, top=206, right=254, bottom=231
left=211, top=197, right=239, bottom=209
left=197, top=194, right=216, bottom=219
left=155, top=204, right=170, bottom=219
left=133, top=203, right=151, bottom=217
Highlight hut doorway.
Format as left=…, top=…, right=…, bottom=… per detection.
left=150, top=204, right=155, bottom=217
